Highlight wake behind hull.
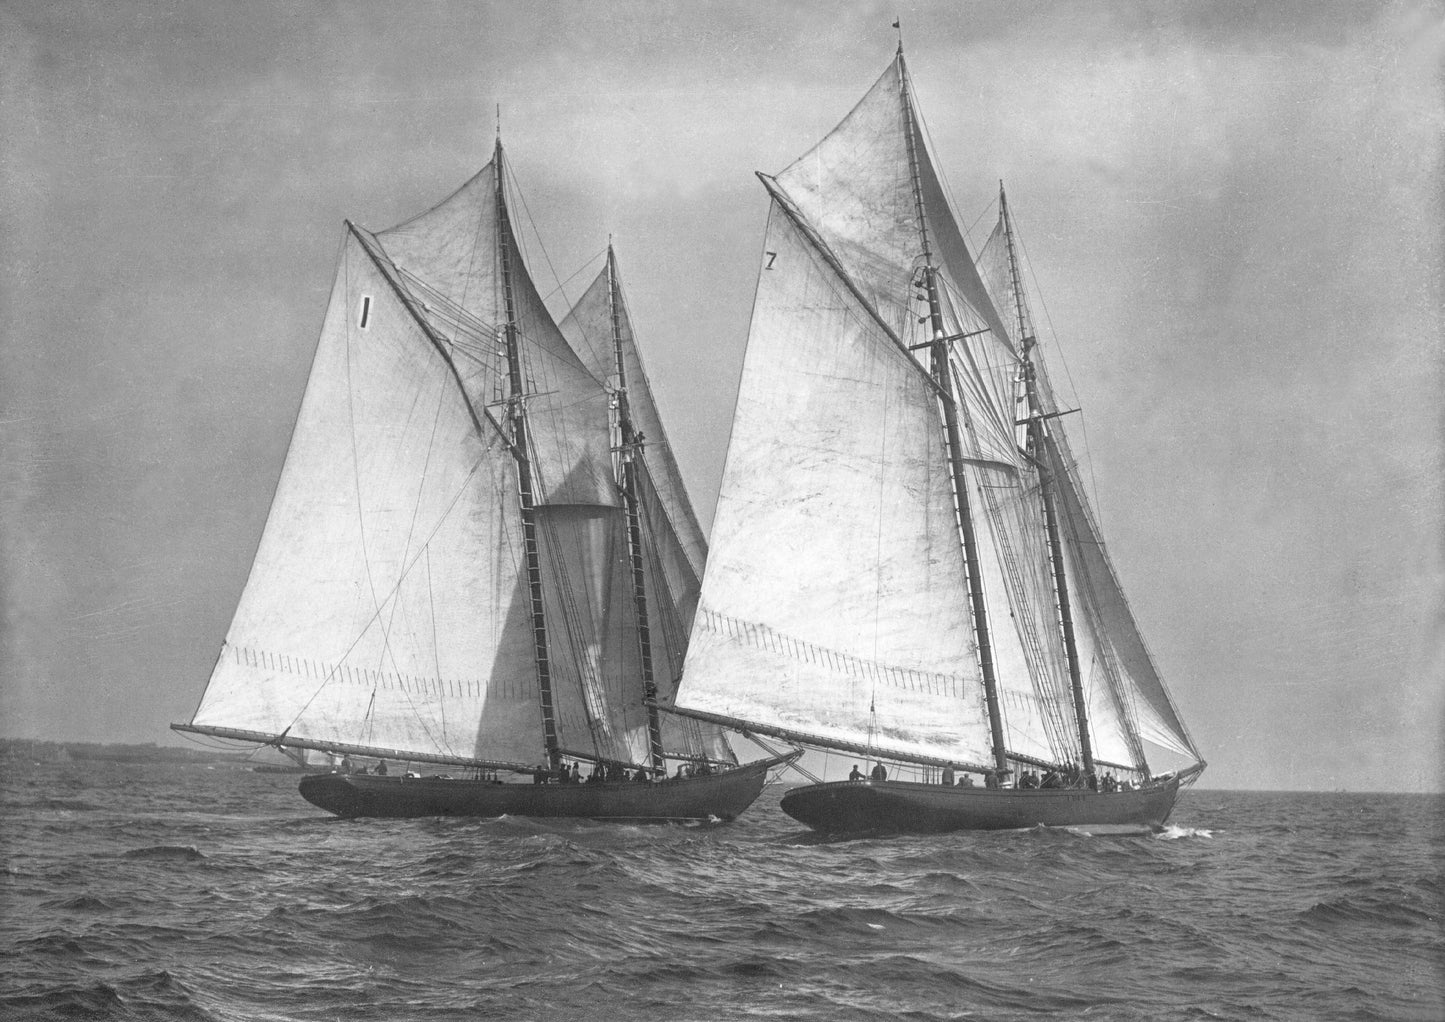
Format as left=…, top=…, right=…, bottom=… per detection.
left=298, top=753, right=797, bottom=821
left=780, top=776, right=1184, bottom=835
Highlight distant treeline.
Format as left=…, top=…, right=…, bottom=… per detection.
left=0, top=739, right=252, bottom=764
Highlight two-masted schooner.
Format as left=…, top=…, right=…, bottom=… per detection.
left=665, top=48, right=1205, bottom=834
left=172, top=140, right=795, bottom=820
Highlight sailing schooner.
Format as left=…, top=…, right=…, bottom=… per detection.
left=666, top=47, right=1205, bottom=834
left=173, top=139, right=794, bottom=820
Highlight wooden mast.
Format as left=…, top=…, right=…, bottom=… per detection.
left=495, top=138, right=562, bottom=770
left=1000, top=183, right=1095, bottom=781
left=607, top=246, right=667, bottom=774
left=899, top=52, right=1010, bottom=778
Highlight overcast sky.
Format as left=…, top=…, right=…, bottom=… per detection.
left=3, top=1, right=1441, bottom=792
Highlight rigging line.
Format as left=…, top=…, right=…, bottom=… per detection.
left=1010, top=211, right=1106, bottom=524
left=374, top=359, right=449, bottom=671
left=541, top=245, right=608, bottom=305
left=425, top=547, right=446, bottom=746
left=537, top=510, right=612, bottom=761
left=1046, top=436, right=1147, bottom=760
left=340, top=255, right=402, bottom=742
left=504, top=158, right=578, bottom=319
left=397, top=268, right=502, bottom=342
left=614, top=272, right=709, bottom=558
left=759, top=174, right=953, bottom=407
left=348, top=447, right=466, bottom=759
left=281, top=451, right=495, bottom=733
left=906, top=70, right=990, bottom=253
left=363, top=376, right=463, bottom=761
left=958, top=368, right=1078, bottom=760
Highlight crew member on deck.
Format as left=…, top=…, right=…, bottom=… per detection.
left=941, top=764, right=955, bottom=786
left=849, top=764, right=864, bottom=781
left=870, top=762, right=887, bottom=781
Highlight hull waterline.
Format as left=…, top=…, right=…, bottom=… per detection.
left=298, top=752, right=798, bottom=821
left=780, top=775, right=1186, bottom=835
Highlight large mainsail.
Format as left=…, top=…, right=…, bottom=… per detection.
left=677, top=200, right=995, bottom=767
left=188, top=226, right=543, bottom=766
left=674, top=51, right=1201, bottom=782
left=182, top=149, right=680, bottom=772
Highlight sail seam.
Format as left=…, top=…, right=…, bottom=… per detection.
left=697, top=607, right=974, bottom=700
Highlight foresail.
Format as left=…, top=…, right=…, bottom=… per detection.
left=674, top=203, right=995, bottom=766
left=190, top=232, right=544, bottom=765
left=978, top=203, right=1197, bottom=769
left=1045, top=432, right=1199, bottom=763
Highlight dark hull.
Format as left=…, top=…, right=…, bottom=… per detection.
left=298, top=753, right=797, bottom=821
left=780, top=776, right=1184, bottom=835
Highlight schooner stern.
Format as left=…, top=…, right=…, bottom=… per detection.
left=174, top=139, right=795, bottom=820
left=666, top=45, right=1205, bottom=834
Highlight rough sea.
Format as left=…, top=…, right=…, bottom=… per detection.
left=1, top=760, right=1440, bottom=1022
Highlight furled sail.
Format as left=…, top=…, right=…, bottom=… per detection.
left=674, top=202, right=996, bottom=767
left=189, top=230, right=544, bottom=765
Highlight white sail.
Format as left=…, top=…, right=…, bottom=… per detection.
left=377, top=159, right=615, bottom=510
left=191, top=231, right=544, bottom=765
left=1046, top=430, right=1198, bottom=763
left=559, top=255, right=734, bottom=764
left=559, top=261, right=709, bottom=581
left=678, top=52, right=1199, bottom=781
left=773, top=55, right=1010, bottom=354
left=675, top=202, right=995, bottom=766
left=977, top=201, right=1199, bottom=770
left=188, top=152, right=691, bottom=772
left=376, top=155, right=661, bottom=765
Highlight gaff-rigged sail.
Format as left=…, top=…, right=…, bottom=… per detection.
left=188, top=230, right=543, bottom=765
left=675, top=202, right=995, bottom=767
